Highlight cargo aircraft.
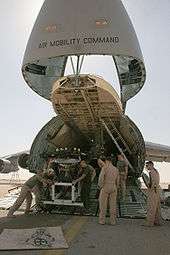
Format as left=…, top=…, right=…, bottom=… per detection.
left=1, top=0, right=170, bottom=217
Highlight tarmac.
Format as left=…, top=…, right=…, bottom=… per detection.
left=0, top=210, right=169, bottom=255
left=0, top=183, right=170, bottom=255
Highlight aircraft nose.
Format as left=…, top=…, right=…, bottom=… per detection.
left=22, top=0, right=146, bottom=108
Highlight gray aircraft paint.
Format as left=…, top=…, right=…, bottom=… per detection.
left=23, top=0, right=143, bottom=62
left=22, top=0, right=146, bottom=106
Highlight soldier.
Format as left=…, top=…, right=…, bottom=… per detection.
left=98, top=156, right=119, bottom=225
left=7, top=170, right=55, bottom=217
left=94, top=157, right=106, bottom=215
left=72, top=159, right=95, bottom=209
left=97, top=158, right=106, bottom=169
left=144, top=161, right=161, bottom=226
left=116, top=154, right=128, bottom=200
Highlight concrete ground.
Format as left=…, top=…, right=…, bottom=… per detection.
left=66, top=218, right=170, bottom=255
left=0, top=210, right=170, bottom=255
left=0, top=211, right=72, bottom=255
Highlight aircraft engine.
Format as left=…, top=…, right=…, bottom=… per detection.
left=0, top=158, right=15, bottom=173
left=18, top=153, right=30, bottom=169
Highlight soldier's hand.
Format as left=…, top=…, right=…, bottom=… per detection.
left=47, top=180, right=54, bottom=186
left=72, top=180, right=77, bottom=185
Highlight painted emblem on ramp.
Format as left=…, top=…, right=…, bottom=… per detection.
left=26, top=228, right=55, bottom=248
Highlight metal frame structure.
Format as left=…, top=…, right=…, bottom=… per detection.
left=43, top=182, right=83, bottom=207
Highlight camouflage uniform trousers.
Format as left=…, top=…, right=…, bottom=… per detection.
left=7, top=185, right=33, bottom=216
left=119, top=173, right=127, bottom=200
left=81, top=182, right=91, bottom=209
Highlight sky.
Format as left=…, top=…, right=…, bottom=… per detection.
left=0, top=0, right=170, bottom=182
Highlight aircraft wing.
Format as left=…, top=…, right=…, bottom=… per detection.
left=0, top=150, right=29, bottom=173
left=145, top=142, right=170, bottom=162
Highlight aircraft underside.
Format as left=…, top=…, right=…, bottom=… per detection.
left=16, top=75, right=147, bottom=218
left=8, top=71, right=168, bottom=218
left=23, top=74, right=145, bottom=177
